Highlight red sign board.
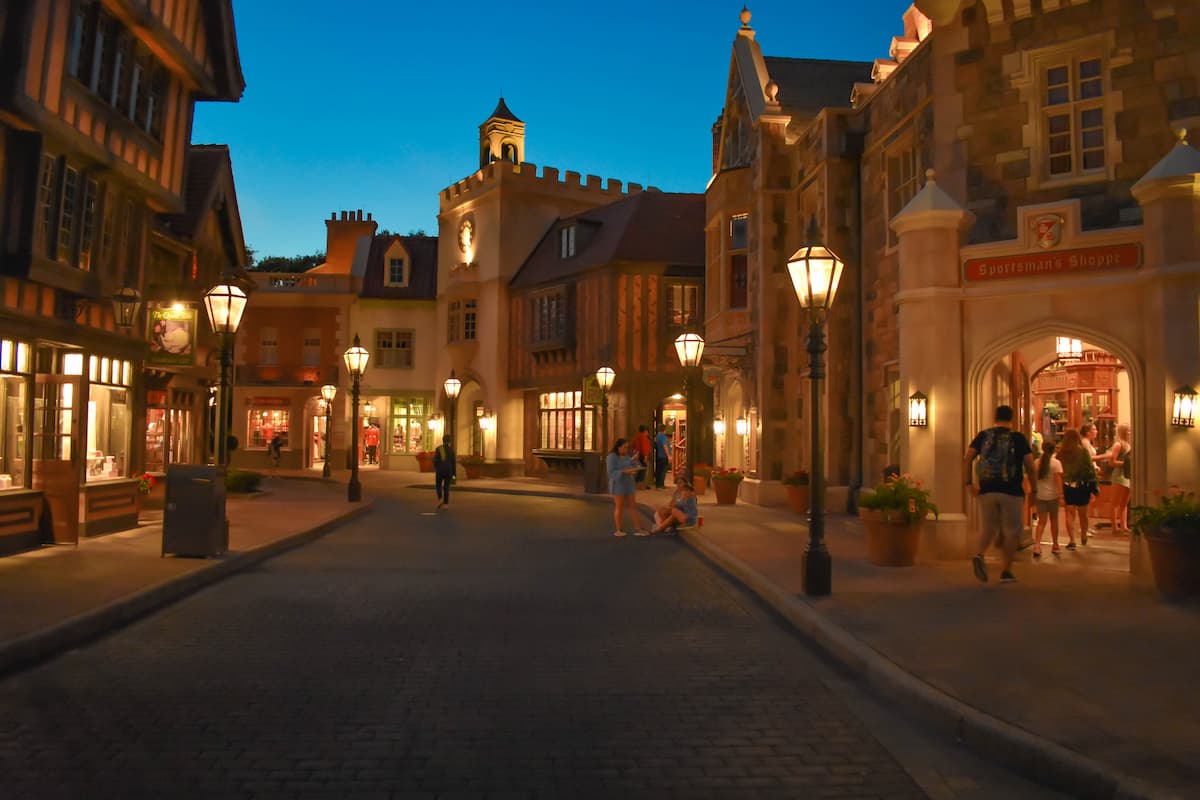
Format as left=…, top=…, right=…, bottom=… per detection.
left=964, top=244, right=1141, bottom=282
left=248, top=396, right=290, bottom=407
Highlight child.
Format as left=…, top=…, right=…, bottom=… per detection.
left=650, top=480, right=698, bottom=535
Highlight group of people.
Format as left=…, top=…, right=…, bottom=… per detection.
left=965, top=405, right=1133, bottom=584
left=606, top=434, right=698, bottom=537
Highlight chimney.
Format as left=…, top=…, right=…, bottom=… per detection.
left=324, top=209, right=379, bottom=274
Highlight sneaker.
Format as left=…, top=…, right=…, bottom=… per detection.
left=972, top=554, right=988, bottom=583
left=1066, top=542, right=1076, bottom=550
left=1000, top=570, right=1017, bottom=583
left=1033, top=549, right=1042, bottom=559
left=613, top=530, right=627, bottom=538
left=1051, top=545, right=1061, bottom=554
left=634, top=529, right=652, bottom=537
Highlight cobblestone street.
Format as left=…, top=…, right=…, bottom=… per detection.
left=0, top=488, right=1055, bottom=799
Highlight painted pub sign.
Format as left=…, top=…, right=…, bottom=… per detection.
left=147, top=307, right=197, bottom=366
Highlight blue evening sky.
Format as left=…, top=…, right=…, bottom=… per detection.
left=192, top=1, right=905, bottom=260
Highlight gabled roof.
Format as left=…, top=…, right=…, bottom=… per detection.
left=159, top=144, right=247, bottom=266
left=484, top=97, right=522, bottom=124
left=199, top=0, right=246, bottom=101
left=359, top=234, right=438, bottom=299
left=762, top=57, right=873, bottom=115
left=510, top=192, right=704, bottom=289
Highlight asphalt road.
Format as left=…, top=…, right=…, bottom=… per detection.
left=0, top=487, right=1063, bottom=799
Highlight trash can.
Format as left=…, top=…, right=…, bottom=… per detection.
left=581, top=452, right=607, bottom=495
left=162, top=465, right=227, bottom=557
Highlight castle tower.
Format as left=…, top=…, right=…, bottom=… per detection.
left=479, top=97, right=525, bottom=168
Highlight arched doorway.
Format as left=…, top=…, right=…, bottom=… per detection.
left=304, top=394, right=328, bottom=471
left=455, top=378, right=486, bottom=458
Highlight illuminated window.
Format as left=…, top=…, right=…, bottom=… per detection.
left=388, top=396, right=432, bottom=454
left=247, top=408, right=289, bottom=450
left=537, top=391, right=594, bottom=451
left=665, top=282, right=700, bottom=332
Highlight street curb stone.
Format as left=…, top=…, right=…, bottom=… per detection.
left=0, top=502, right=374, bottom=679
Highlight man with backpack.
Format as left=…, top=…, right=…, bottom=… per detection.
left=963, top=405, right=1037, bottom=583
left=433, top=435, right=456, bottom=510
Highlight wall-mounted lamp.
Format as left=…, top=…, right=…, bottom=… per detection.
left=909, top=391, right=928, bottom=427
left=479, top=412, right=495, bottom=431
left=111, top=287, right=142, bottom=330
left=735, top=417, right=749, bottom=436
left=427, top=413, right=442, bottom=430
left=1173, top=386, right=1197, bottom=428
left=713, top=417, right=726, bottom=436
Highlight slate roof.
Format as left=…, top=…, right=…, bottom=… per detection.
left=510, top=192, right=704, bottom=289
left=161, top=145, right=231, bottom=238
left=359, top=234, right=438, bottom=299
left=485, top=97, right=522, bottom=124
left=762, top=57, right=873, bottom=115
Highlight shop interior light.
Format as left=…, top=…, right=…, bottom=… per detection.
left=62, top=352, right=84, bottom=376
left=713, top=417, right=726, bottom=435
left=909, top=391, right=929, bottom=427
left=1173, top=386, right=1197, bottom=428
left=735, top=417, right=749, bottom=436
left=1055, top=336, right=1082, bottom=363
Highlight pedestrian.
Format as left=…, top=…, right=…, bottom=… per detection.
left=364, top=423, right=380, bottom=465
left=1057, top=428, right=1098, bottom=548
left=1080, top=422, right=1108, bottom=534
left=632, top=424, right=652, bottom=487
left=433, top=435, right=456, bottom=510
left=607, top=437, right=644, bottom=537
left=650, top=479, right=699, bottom=535
left=653, top=425, right=672, bottom=489
left=268, top=434, right=283, bottom=468
left=1032, top=439, right=1064, bottom=556
left=963, top=404, right=1036, bottom=583
left=1106, top=424, right=1133, bottom=533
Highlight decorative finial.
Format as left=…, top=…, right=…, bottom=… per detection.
left=1178, top=127, right=1189, bottom=146
left=740, top=6, right=751, bottom=26
left=925, top=168, right=936, bottom=183
left=764, top=79, right=779, bottom=104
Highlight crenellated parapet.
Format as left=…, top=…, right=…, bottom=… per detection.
left=439, top=159, right=655, bottom=210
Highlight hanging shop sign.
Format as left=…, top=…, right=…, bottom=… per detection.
left=147, top=307, right=197, bottom=366
left=582, top=375, right=602, bottom=406
left=964, top=243, right=1141, bottom=282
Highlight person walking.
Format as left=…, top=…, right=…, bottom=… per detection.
left=1106, top=424, right=1133, bottom=533
left=631, top=425, right=652, bottom=487
left=607, top=438, right=644, bottom=537
left=1032, top=439, right=1064, bottom=556
left=1058, top=428, right=1098, bottom=548
left=963, top=405, right=1036, bottom=583
left=653, top=425, right=672, bottom=489
left=433, top=435, right=456, bottom=510
left=268, top=434, right=283, bottom=468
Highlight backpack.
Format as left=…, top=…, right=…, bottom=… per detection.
left=977, top=429, right=1015, bottom=485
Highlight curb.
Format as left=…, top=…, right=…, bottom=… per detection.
left=0, top=502, right=375, bottom=679
left=678, top=527, right=1179, bottom=800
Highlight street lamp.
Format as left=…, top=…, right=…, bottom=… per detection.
left=596, top=366, right=615, bottom=452
left=673, top=331, right=705, bottom=481
left=343, top=334, right=369, bottom=502
left=320, top=383, right=337, bottom=478
left=203, top=280, right=248, bottom=467
left=444, top=369, right=462, bottom=446
left=787, top=244, right=844, bottom=596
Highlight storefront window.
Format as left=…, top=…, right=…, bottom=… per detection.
left=145, top=408, right=166, bottom=472
left=85, top=356, right=132, bottom=482
left=247, top=408, right=289, bottom=450
left=0, top=339, right=31, bottom=489
left=538, top=390, right=593, bottom=451
left=389, top=396, right=431, bottom=454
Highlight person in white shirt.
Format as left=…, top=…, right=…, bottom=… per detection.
left=1033, top=439, right=1065, bottom=556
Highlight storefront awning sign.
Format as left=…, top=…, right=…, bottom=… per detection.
left=964, top=244, right=1141, bottom=282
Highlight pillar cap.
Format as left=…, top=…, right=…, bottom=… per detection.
left=1134, top=129, right=1200, bottom=186
left=891, top=170, right=976, bottom=235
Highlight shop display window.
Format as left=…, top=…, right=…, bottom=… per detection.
left=248, top=409, right=289, bottom=449
left=85, top=355, right=131, bottom=482
left=145, top=408, right=166, bottom=473
left=537, top=390, right=593, bottom=451
left=0, top=373, right=28, bottom=490
left=389, top=397, right=431, bottom=454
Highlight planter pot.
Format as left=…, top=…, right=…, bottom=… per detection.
left=712, top=479, right=741, bottom=505
left=859, top=508, right=922, bottom=567
left=693, top=475, right=708, bottom=495
left=416, top=455, right=434, bottom=473
left=786, top=485, right=810, bottom=515
left=1146, top=529, right=1200, bottom=600
left=463, top=464, right=482, bottom=480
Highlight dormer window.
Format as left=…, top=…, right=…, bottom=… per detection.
left=560, top=226, right=576, bottom=259
left=386, top=257, right=406, bottom=287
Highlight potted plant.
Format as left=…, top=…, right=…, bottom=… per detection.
left=783, top=469, right=810, bottom=515
left=460, top=453, right=485, bottom=479
left=692, top=463, right=712, bottom=495
left=710, top=467, right=744, bottom=505
left=857, top=473, right=938, bottom=566
left=415, top=450, right=435, bottom=473
left=1131, top=488, right=1200, bottom=600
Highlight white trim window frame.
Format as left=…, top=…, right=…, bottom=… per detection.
left=259, top=327, right=279, bottom=366
left=385, top=256, right=407, bottom=287
left=375, top=329, right=413, bottom=369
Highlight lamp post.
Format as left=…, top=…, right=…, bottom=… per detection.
left=444, top=370, right=462, bottom=446
left=203, top=280, right=248, bottom=467
left=343, top=334, right=369, bottom=502
left=787, top=244, right=845, bottom=597
left=673, top=331, right=705, bottom=481
left=595, top=366, right=615, bottom=452
left=320, top=384, right=337, bottom=478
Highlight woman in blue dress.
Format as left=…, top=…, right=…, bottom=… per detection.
left=606, top=438, right=644, bottom=537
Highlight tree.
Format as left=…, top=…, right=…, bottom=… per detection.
left=251, top=251, right=325, bottom=273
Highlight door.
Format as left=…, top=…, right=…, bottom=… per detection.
left=31, top=375, right=82, bottom=544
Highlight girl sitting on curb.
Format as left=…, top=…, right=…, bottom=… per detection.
left=650, top=480, right=699, bottom=535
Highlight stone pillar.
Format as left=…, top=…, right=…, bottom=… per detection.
left=891, top=171, right=976, bottom=558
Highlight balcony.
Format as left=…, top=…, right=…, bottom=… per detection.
left=236, top=363, right=339, bottom=386
left=249, top=272, right=358, bottom=294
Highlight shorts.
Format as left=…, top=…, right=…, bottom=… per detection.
left=1035, top=497, right=1060, bottom=515
left=979, top=493, right=1023, bottom=545
left=1063, top=483, right=1095, bottom=507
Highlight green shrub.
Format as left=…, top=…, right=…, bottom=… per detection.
left=226, top=469, right=264, bottom=493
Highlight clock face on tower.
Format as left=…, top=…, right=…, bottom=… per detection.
left=458, top=219, right=474, bottom=254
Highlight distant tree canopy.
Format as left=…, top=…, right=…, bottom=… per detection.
left=250, top=251, right=325, bottom=273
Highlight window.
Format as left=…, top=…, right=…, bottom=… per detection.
left=58, top=166, right=79, bottom=261
left=560, top=225, right=576, bottom=258
left=448, top=301, right=460, bottom=344
left=885, top=364, right=901, bottom=469
left=375, top=329, right=413, bottom=368
left=301, top=330, right=321, bottom=367
left=388, top=396, right=432, bottom=454
left=247, top=409, right=289, bottom=450
left=259, top=327, right=279, bottom=366
left=532, top=290, right=567, bottom=344
left=886, top=141, right=919, bottom=246
left=387, top=257, right=405, bottom=286
left=538, top=391, right=594, bottom=451
left=447, top=299, right=476, bottom=344
left=728, top=214, right=748, bottom=309
left=0, top=338, right=31, bottom=491
left=1042, top=55, right=1104, bottom=179
left=85, top=355, right=133, bottom=483
left=464, top=300, right=477, bottom=341
left=666, top=282, right=700, bottom=330
left=78, top=178, right=99, bottom=271
left=36, top=154, right=57, bottom=258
